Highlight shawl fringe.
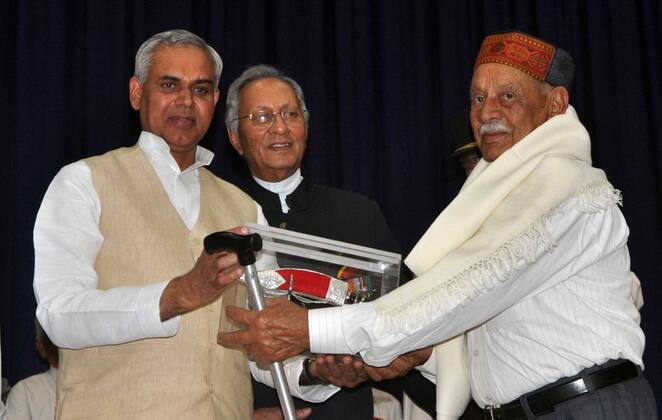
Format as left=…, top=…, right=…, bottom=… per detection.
left=377, top=181, right=620, bottom=335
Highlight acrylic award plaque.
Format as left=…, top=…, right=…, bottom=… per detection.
left=245, top=222, right=401, bottom=308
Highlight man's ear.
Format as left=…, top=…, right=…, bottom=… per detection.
left=548, top=86, right=569, bottom=118
left=213, top=89, right=220, bottom=107
left=36, top=340, right=47, bottom=360
left=227, top=127, right=243, bottom=155
left=129, top=76, right=143, bottom=111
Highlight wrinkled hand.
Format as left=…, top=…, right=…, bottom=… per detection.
left=254, top=406, right=312, bottom=420
left=311, top=354, right=369, bottom=388
left=365, top=347, right=433, bottom=381
left=218, top=298, right=309, bottom=364
left=159, top=226, right=247, bottom=321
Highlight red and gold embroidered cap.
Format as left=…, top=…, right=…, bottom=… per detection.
left=474, top=31, right=574, bottom=88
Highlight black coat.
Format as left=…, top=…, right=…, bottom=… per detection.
left=245, top=176, right=399, bottom=420
left=248, top=177, right=400, bottom=252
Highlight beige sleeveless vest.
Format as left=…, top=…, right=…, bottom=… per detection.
left=57, top=146, right=256, bottom=420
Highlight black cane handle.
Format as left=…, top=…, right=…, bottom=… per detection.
left=203, top=231, right=263, bottom=266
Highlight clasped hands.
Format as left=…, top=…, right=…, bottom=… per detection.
left=305, top=349, right=431, bottom=388
left=218, top=298, right=432, bottom=386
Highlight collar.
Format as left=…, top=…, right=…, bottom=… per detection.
left=254, top=169, right=303, bottom=195
left=249, top=170, right=312, bottom=214
left=137, top=131, right=213, bottom=174
left=254, top=170, right=304, bottom=214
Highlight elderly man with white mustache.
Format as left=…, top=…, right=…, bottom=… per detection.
left=219, top=31, right=657, bottom=420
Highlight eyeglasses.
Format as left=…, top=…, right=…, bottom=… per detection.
left=235, top=108, right=306, bottom=126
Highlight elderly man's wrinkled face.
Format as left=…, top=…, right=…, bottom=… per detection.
left=469, top=63, right=551, bottom=162
left=228, top=78, right=307, bottom=182
left=129, top=45, right=219, bottom=169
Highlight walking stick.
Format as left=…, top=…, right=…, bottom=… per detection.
left=204, top=231, right=297, bottom=420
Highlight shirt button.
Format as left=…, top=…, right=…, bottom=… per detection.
left=473, top=350, right=479, bottom=357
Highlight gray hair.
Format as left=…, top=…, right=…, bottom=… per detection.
left=225, top=64, right=309, bottom=135
left=134, top=29, right=223, bottom=89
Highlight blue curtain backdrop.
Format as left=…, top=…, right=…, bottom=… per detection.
left=2, top=0, right=661, bottom=405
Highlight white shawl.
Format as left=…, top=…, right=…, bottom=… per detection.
left=374, top=106, right=620, bottom=418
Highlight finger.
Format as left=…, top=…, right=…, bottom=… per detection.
left=225, top=306, right=255, bottom=325
left=317, top=354, right=335, bottom=365
left=313, top=358, right=327, bottom=369
left=217, top=328, right=255, bottom=348
left=228, top=225, right=250, bottom=235
left=296, top=407, right=312, bottom=419
left=204, top=250, right=228, bottom=258
left=337, top=364, right=359, bottom=382
left=318, top=362, right=346, bottom=385
left=213, top=252, right=241, bottom=270
left=340, top=355, right=354, bottom=365
left=215, top=265, right=244, bottom=284
left=364, top=366, right=386, bottom=381
left=386, top=359, right=411, bottom=376
left=264, top=297, right=290, bottom=307
left=253, top=407, right=281, bottom=420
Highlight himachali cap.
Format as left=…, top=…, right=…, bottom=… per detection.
left=474, top=31, right=575, bottom=89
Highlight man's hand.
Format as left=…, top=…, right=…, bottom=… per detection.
left=254, top=407, right=312, bottom=420
left=159, top=226, right=248, bottom=321
left=310, top=354, right=369, bottom=388
left=365, top=347, right=433, bottom=381
left=218, top=298, right=309, bottom=364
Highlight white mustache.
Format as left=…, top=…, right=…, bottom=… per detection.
left=480, top=121, right=513, bottom=136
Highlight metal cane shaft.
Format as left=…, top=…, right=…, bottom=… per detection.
left=244, top=264, right=297, bottom=420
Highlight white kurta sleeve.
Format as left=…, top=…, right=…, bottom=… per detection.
left=33, top=162, right=180, bottom=349
left=309, top=203, right=629, bottom=366
left=249, top=356, right=340, bottom=402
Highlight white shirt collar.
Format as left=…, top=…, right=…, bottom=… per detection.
left=137, top=131, right=214, bottom=174
left=254, top=169, right=304, bottom=213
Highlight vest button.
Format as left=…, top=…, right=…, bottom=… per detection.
left=279, top=222, right=287, bottom=229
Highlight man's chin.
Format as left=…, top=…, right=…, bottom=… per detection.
left=163, top=128, right=204, bottom=143
left=482, top=146, right=505, bottom=162
left=164, top=135, right=202, bottom=149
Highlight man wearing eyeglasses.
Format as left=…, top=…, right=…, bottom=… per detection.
left=225, top=64, right=417, bottom=419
